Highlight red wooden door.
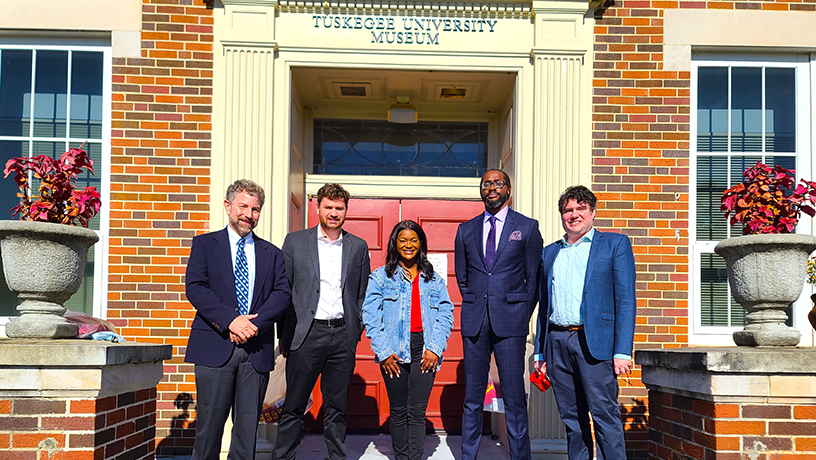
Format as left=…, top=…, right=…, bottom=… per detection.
left=303, top=197, right=484, bottom=433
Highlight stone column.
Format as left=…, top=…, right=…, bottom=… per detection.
left=0, top=340, right=171, bottom=460
left=212, top=0, right=281, bottom=242
left=529, top=0, right=595, bottom=243
left=526, top=2, right=594, bottom=457
left=637, top=348, right=816, bottom=459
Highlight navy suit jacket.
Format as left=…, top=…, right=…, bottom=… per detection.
left=184, top=228, right=292, bottom=373
left=454, top=207, right=543, bottom=338
left=536, top=230, right=636, bottom=361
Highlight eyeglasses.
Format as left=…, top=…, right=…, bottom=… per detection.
left=481, top=180, right=506, bottom=190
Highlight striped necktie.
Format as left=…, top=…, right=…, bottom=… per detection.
left=235, top=237, right=250, bottom=315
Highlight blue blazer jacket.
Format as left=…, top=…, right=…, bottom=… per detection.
left=184, top=228, right=292, bottom=373
left=454, top=207, right=543, bottom=338
left=536, top=230, right=636, bottom=361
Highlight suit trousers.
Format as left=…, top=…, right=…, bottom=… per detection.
left=462, top=312, right=531, bottom=460
left=275, top=321, right=356, bottom=460
left=382, top=332, right=436, bottom=460
left=546, top=329, right=625, bottom=460
left=191, top=346, right=269, bottom=460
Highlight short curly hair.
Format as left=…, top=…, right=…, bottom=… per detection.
left=226, top=179, right=265, bottom=208
left=316, top=183, right=350, bottom=206
left=558, top=185, right=596, bottom=214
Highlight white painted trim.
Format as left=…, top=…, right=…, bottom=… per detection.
left=0, top=42, right=111, bottom=322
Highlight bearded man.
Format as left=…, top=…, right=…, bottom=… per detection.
left=453, top=169, right=543, bottom=460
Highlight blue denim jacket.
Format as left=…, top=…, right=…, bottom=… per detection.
left=362, top=266, right=454, bottom=371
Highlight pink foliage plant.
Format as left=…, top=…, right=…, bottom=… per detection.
left=3, top=147, right=101, bottom=227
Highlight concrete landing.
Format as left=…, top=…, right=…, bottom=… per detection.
left=296, top=434, right=510, bottom=459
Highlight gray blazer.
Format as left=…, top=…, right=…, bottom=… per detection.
left=278, top=225, right=371, bottom=353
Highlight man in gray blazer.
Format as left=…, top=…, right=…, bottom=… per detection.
left=275, top=183, right=371, bottom=460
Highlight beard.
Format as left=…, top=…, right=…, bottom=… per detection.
left=482, top=191, right=509, bottom=213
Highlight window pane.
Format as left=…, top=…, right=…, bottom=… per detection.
left=33, top=51, right=68, bottom=138
left=63, top=244, right=94, bottom=315
left=696, top=156, right=728, bottom=241
left=0, top=50, right=32, bottom=136
left=314, top=119, right=488, bottom=177
left=79, top=142, right=102, bottom=231
left=765, top=68, right=795, bottom=153
left=731, top=68, right=762, bottom=152
left=697, top=67, right=728, bottom=152
left=0, top=140, right=29, bottom=220
left=70, top=52, right=104, bottom=140
left=700, top=253, right=730, bottom=326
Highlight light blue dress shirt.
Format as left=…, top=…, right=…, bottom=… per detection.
left=549, top=228, right=594, bottom=327
left=536, top=228, right=630, bottom=361
left=227, top=225, right=255, bottom=308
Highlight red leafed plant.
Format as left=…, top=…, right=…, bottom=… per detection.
left=721, top=161, right=816, bottom=235
left=3, top=147, right=101, bottom=227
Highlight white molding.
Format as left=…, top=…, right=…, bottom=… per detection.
left=305, top=174, right=480, bottom=200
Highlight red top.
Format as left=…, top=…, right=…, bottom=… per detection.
left=410, top=273, right=423, bottom=332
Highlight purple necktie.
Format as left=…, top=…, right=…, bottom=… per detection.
left=485, top=216, right=496, bottom=269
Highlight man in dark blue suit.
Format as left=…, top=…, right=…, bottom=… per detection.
left=454, top=169, right=543, bottom=460
left=185, top=179, right=291, bottom=460
left=534, top=185, right=636, bottom=460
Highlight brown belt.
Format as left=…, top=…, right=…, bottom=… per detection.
left=549, top=323, right=584, bottom=332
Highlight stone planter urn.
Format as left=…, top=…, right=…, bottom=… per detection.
left=0, top=221, right=99, bottom=339
left=715, top=233, right=816, bottom=347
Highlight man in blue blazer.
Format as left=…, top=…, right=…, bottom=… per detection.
left=534, top=185, right=636, bottom=460
left=454, top=169, right=543, bottom=460
left=185, top=179, right=291, bottom=460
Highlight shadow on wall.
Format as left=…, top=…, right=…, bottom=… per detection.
left=155, top=392, right=196, bottom=457
left=621, top=398, right=648, bottom=434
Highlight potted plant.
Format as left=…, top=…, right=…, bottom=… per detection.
left=0, top=146, right=101, bottom=339
left=715, top=161, right=816, bottom=346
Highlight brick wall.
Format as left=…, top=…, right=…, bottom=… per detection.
left=108, top=0, right=213, bottom=455
left=649, top=390, right=816, bottom=459
left=592, top=1, right=816, bottom=458
left=592, top=1, right=690, bottom=457
left=0, top=389, right=157, bottom=460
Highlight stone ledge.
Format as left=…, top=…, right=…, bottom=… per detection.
left=0, top=339, right=172, bottom=366
left=637, top=347, right=816, bottom=402
left=636, top=347, right=816, bottom=374
left=0, top=340, right=172, bottom=398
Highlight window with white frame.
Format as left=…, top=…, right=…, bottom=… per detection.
left=690, top=56, right=810, bottom=342
left=0, top=43, right=110, bottom=318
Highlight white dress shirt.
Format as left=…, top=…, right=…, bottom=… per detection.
left=482, top=205, right=509, bottom=257
left=226, top=225, right=255, bottom=308
left=315, top=227, right=344, bottom=320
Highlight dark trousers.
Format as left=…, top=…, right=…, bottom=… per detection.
left=275, top=320, right=356, bottom=460
left=546, top=329, right=625, bottom=460
left=382, top=332, right=436, bottom=460
left=461, top=313, right=531, bottom=460
left=191, top=346, right=269, bottom=460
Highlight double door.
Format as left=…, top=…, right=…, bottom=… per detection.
left=304, top=198, right=485, bottom=432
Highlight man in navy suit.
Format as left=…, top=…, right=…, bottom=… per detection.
left=454, top=169, right=543, bottom=460
left=534, top=185, right=636, bottom=460
left=185, top=179, right=291, bottom=460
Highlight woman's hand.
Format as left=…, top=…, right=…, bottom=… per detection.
left=420, top=350, right=439, bottom=373
left=381, top=353, right=402, bottom=378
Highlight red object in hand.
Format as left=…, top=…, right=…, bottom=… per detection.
left=529, top=370, right=551, bottom=392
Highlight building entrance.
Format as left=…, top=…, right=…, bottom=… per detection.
left=304, top=197, right=485, bottom=433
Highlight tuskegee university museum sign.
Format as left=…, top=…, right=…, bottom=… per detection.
left=277, top=10, right=532, bottom=52
left=312, top=15, right=501, bottom=45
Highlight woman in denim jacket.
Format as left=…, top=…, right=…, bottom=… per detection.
left=362, top=220, right=454, bottom=460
